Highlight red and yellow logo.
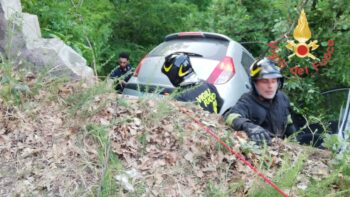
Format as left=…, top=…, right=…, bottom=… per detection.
left=267, top=9, right=335, bottom=76
left=286, top=9, right=319, bottom=59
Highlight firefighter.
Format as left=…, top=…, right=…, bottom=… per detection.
left=224, top=57, right=296, bottom=145
left=161, top=52, right=223, bottom=114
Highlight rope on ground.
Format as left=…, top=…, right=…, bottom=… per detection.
left=176, top=105, right=289, bottom=197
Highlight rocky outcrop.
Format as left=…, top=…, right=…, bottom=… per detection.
left=0, top=0, right=95, bottom=82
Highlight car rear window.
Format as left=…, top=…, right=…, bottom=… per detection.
left=148, top=38, right=228, bottom=61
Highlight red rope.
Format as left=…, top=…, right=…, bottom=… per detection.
left=182, top=110, right=289, bottom=197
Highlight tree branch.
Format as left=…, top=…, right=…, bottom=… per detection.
left=240, top=41, right=267, bottom=45
left=85, top=36, right=98, bottom=77
left=334, top=28, right=350, bottom=33
left=261, top=0, right=309, bottom=57
left=232, top=28, right=270, bottom=36
left=274, top=0, right=309, bottom=43
left=311, top=0, right=318, bottom=11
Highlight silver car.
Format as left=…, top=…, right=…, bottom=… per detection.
left=123, top=32, right=255, bottom=115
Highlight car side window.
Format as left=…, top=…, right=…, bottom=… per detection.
left=241, top=51, right=255, bottom=74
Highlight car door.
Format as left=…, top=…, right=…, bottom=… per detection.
left=338, top=89, right=350, bottom=141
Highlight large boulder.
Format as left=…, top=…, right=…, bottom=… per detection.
left=0, top=0, right=95, bottom=83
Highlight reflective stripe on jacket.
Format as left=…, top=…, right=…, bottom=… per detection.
left=175, top=81, right=223, bottom=114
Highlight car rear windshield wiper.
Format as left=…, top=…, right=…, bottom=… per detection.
left=171, top=51, right=203, bottom=57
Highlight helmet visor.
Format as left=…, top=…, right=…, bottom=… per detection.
left=259, top=73, right=283, bottom=79
left=251, top=58, right=282, bottom=79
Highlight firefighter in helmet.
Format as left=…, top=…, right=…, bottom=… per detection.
left=161, top=52, right=223, bottom=114
left=224, top=57, right=296, bottom=145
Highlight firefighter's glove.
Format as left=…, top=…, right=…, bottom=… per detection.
left=243, top=123, right=272, bottom=145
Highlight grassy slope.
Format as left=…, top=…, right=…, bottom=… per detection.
left=0, top=74, right=348, bottom=196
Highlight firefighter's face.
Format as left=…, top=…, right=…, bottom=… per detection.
left=255, top=78, right=278, bottom=99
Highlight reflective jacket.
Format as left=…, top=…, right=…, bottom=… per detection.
left=225, top=91, right=295, bottom=138
left=175, top=81, right=223, bottom=114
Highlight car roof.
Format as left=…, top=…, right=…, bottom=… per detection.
left=164, top=32, right=232, bottom=42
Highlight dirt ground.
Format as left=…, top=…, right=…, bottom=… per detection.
left=0, top=86, right=334, bottom=196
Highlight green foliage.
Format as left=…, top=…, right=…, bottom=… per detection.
left=284, top=75, right=323, bottom=115
left=0, top=58, right=38, bottom=106
left=300, top=152, right=350, bottom=196
left=190, top=0, right=252, bottom=40
left=273, top=153, right=308, bottom=187
left=322, top=133, right=341, bottom=152
left=108, top=0, right=199, bottom=74
left=21, top=0, right=350, bottom=94
left=301, top=174, right=338, bottom=197
left=22, top=0, right=116, bottom=76
left=112, top=0, right=194, bottom=46
left=0, top=66, right=28, bottom=105
left=312, top=0, right=350, bottom=85
left=248, top=152, right=308, bottom=197
left=318, top=129, right=350, bottom=195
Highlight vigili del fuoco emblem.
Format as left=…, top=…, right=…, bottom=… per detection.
left=286, top=9, right=319, bottom=59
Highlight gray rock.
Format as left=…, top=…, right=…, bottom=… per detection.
left=0, top=0, right=95, bottom=83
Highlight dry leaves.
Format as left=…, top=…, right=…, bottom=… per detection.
left=0, top=83, right=336, bottom=196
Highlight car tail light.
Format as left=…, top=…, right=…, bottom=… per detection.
left=133, top=54, right=148, bottom=77
left=207, top=56, right=235, bottom=85
left=178, top=32, right=204, bottom=37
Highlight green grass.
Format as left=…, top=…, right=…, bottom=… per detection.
left=64, top=81, right=114, bottom=118
left=248, top=151, right=309, bottom=197
left=302, top=174, right=338, bottom=197
left=215, top=130, right=236, bottom=153
left=175, top=122, right=186, bottom=144
left=137, top=130, right=148, bottom=155
left=0, top=58, right=73, bottom=107
left=137, top=96, right=174, bottom=127
left=0, top=60, right=29, bottom=106
left=86, top=124, right=124, bottom=197
left=204, top=181, right=228, bottom=197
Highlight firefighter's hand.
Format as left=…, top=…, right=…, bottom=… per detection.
left=244, top=123, right=272, bottom=145
left=118, top=80, right=126, bottom=86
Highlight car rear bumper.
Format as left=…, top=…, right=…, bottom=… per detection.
left=123, top=83, right=174, bottom=96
